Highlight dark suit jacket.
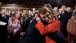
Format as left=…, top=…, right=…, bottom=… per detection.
left=2, top=14, right=9, bottom=23
left=18, top=19, right=45, bottom=43
left=59, top=11, right=72, bottom=36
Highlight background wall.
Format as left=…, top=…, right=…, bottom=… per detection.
left=0, top=4, right=42, bottom=11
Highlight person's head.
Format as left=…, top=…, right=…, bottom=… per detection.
left=29, top=10, right=33, bottom=14
left=17, top=12, right=21, bottom=14
left=59, top=8, right=64, bottom=13
left=25, top=14, right=28, bottom=18
left=61, top=5, right=67, bottom=11
left=10, top=14, right=16, bottom=21
left=20, top=17, right=25, bottom=23
left=38, top=8, right=53, bottom=23
left=66, top=7, right=71, bottom=12
left=15, top=13, right=20, bottom=18
left=32, top=8, right=36, bottom=13
left=33, top=12, right=38, bottom=18
left=53, top=7, right=58, bottom=12
left=1, top=9, right=6, bottom=14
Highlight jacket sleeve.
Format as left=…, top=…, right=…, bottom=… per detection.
left=35, top=20, right=60, bottom=35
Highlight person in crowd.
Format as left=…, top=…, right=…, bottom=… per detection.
left=58, top=8, right=63, bottom=18
left=20, top=17, right=27, bottom=36
left=30, top=8, right=37, bottom=17
left=7, top=14, right=21, bottom=43
left=30, top=12, right=39, bottom=23
left=15, top=13, right=20, bottom=20
left=72, top=5, right=76, bottom=16
left=53, top=7, right=60, bottom=19
left=28, top=10, right=33, bottom=17
left=0, top=13, right=7, bottom=43
left=67, top=14, right=76, bottom=43
left=59, top=8, right=64, bottom=14
left=1, top=9, right=9, bottom=23
left=66, top=7, right=72, bottom=19
left=35, top=8, right=59, bottom=43
left=59, top=5, right=72, bottom=37
left=24, top=13, right=32, bottom=25
left=32, top=8, right=36, bottom=13
left=36, top=7, right=65, bottom=43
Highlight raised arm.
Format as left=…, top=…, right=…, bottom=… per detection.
left=35, top=20, right=60, bottom=35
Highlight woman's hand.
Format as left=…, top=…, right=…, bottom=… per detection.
left=20, top=32, right=25, bottom=36
left=8, top=28, right=13, bottom=33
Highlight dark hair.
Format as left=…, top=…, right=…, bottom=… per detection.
left=10, top=14, right=15, bottom=17
left=61, top=5, right=67, bottom=7
left=20, top=17, right=25, bottom=20
left=33, top=12, right=38, bottom=17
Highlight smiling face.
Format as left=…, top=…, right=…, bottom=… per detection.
left=11, top=14, right=16, bottom=21
left=39, top=8, right=53, bottom=23
left=11, top=16, right=15, bottom=21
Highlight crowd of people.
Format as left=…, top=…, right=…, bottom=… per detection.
left=0, top=4, right=76, bottom=43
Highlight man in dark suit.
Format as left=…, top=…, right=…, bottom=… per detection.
left=1, top=10, right=9, bottom=23
left=59, top=5, right=72, bottom=36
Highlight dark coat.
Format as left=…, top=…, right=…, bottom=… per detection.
left=0, top=22, right=7, bottom=43
left=20, top=21, right=28, bottom=32
left=18, top=19, right=45, bottom=43
left=59, top=11, right=72, bottom=36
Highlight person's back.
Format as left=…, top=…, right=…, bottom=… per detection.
left=18, top=19, right=45, bottom=43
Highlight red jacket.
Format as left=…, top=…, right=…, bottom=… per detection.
left=35, top=20, right=60, bottom=43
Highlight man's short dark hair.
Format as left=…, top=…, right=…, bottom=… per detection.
left=61, top=5, right=67, bottom=7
